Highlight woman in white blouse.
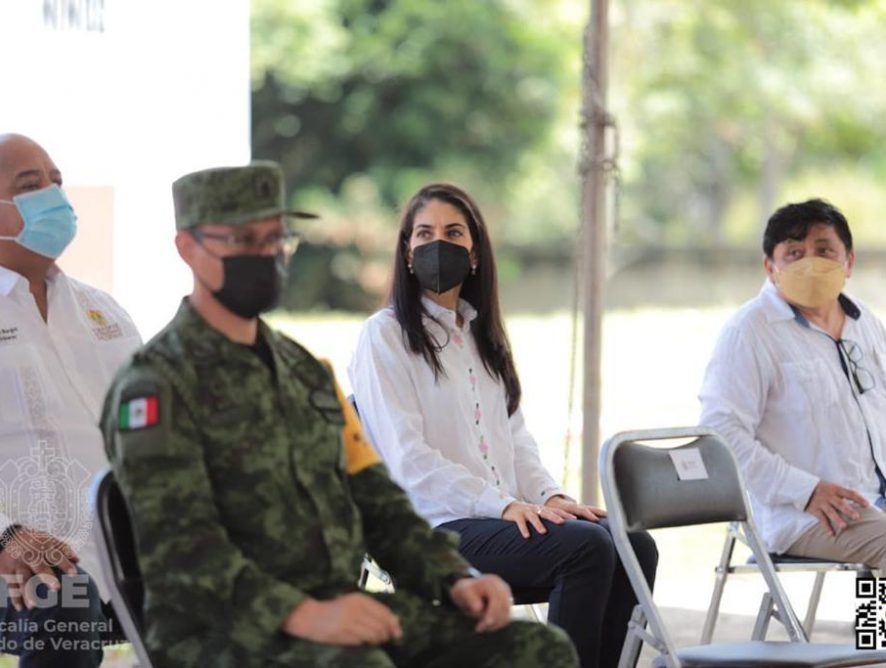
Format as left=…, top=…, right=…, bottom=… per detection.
left=349, top=183, right=657, bottom=668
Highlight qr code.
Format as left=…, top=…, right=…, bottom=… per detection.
left=856, top=577, right=886, bottom=649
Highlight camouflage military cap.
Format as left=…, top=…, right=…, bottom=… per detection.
left=172, top=161, right=317, bottom=230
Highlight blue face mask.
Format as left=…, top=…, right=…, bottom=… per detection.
left=0, top=185, right=78, bottom=259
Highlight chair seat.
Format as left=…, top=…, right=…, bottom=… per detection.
left=747, top=554, right=868, bottom=567
left=652, top=642, right=886, bottom=667
left=511, top=587, right=551, bottom=605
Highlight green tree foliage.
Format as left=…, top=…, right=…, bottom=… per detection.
left=613, top=0, right=886, bottom=244
left=252, top=0, right=567, bottom=207
left=251, top=0, right=578, bottom=309
left=252, top=0, right=886, bottom=311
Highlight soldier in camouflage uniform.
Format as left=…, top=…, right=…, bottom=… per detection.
left=100, top=162, right=578, bottom=668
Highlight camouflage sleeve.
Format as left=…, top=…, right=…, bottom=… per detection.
left=100, top=365, right=307, bottom=654
left=350, top=464, right=474, bottom=600
left=318, top=360, right=473, bottom=599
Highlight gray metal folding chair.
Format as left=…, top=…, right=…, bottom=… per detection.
left=90, top=469, right=154, bottom=668
left=600, top=426, right=886, bottom=668
left=702, top=521, right=873, bottom=643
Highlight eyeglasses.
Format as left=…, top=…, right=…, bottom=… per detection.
left=837, top=339, right=876, bottom=395
left=191, top=229, right=301, bottom=256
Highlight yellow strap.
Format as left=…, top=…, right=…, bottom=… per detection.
left=319, top=359, right=381, bottom=475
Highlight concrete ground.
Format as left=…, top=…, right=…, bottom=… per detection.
left=512, top=604, right=878, bottom=667
left=658, top=605, right=853, bottom=645
left=0, top=604, right=862, bottom=667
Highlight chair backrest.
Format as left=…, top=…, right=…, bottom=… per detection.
left=609, top=430, right=748, bottom=531
left=90, top=469, right=153, bottom=667
left=600, top=427, right=807, bottom=663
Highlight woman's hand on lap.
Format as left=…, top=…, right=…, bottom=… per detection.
left=544, top=495, right=607, bottom=522
left=501, top=500, right=571, bottom=538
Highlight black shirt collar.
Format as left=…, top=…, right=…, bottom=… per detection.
left=790, top=293, right=861, bottom=328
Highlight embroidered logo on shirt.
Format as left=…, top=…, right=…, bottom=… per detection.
left=119, top=396, right=160, bottom=430
left=86, top=309, right=123, bottom=341
left=0, top=327, right=18, bottom=343
left=87, top=309, right=107, bottom=326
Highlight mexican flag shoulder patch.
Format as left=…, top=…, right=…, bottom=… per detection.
left=119, top=396, right=160, bottom=430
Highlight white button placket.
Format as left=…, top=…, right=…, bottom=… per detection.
left=455, top=324, right=501, bottom=488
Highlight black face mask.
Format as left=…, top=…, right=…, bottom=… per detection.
left=213, top=254, right=287, bottom=319
left=411, top=240, right=471, bottom=294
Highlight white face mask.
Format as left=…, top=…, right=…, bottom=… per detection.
left=774, top=256, right=846, bottom=308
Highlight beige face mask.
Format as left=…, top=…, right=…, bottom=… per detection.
left=774, top=256, right=846, bottom=308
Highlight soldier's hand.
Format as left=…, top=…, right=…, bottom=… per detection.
left=282, top=592, right=402, bottom=646
left=449, top=574, right=511, bottom=633
left=0, top=526, right=79, bottom=611
left=804, top=480, right=868, bottom=536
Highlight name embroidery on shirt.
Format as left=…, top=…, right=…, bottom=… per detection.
left=0, top=327, right=18, bottom=343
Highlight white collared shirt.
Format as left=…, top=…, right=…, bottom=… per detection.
left=699, top=280, right=886, bottom=553
left=348, top=297, right=563, bottom=527
left=0, top=265, right=141, bottom=595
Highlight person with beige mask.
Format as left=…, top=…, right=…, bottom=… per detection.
left=700, top=198, right=886, bottom=570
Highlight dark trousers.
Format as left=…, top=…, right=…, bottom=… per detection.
left=0, top=567, right=120, bottom=668
left=439, top=518, right=658, bottom=668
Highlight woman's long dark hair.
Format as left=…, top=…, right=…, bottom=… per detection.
left=388, top=183, right=522, bottom=415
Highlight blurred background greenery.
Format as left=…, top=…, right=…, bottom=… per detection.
left=252, top=0, right=886, bottom=312
left=246, top=0, right=885, bottom=627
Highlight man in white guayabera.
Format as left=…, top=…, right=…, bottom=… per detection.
left=0, top=134, right=141, bottom=666
left=700, top=198, right=886, bottom=571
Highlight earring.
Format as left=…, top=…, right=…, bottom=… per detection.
left=408, top=264, right=414, bottom=274
left=471, top=265, right=477, bottom=276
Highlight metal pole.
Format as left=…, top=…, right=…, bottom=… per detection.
left=580, top=0, right=609, bottom=505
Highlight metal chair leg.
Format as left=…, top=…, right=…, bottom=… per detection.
left=802, top=571, right=825, bottom=637
left=617, top=605, right=647, bottom=668
left=701, top=526, right=737, bottom=644
left=752, top=592, right=775, bottom=640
